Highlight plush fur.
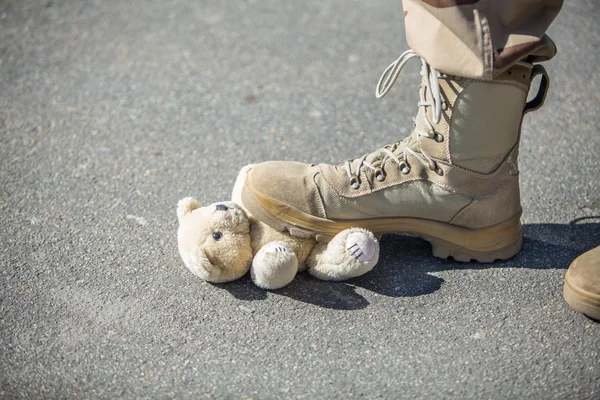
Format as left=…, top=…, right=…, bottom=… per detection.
left=176, top=165, right=380, bottom=289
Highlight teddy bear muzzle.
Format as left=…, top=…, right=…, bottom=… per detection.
left=186, top=245, right=222, bottom=281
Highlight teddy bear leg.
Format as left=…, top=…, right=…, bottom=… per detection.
left=307, top=228, right=379, bottom=281
left=251, top=241, right=298, bottom=290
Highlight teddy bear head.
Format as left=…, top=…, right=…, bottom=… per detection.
left=177, top=197, right=253, bottom=283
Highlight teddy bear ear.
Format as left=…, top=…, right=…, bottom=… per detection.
left=177, top=197, right=200, bottom=223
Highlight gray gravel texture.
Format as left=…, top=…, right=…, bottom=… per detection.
left=1, top=0, right=599, bottom=399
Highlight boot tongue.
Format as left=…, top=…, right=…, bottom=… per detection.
left=361, top=100, right=425, bottom=168
left=401, top=83, right=430, bottom=152
left=413, top=82, right=429, bottom=143
left=348, top=80, right=428, bottom=171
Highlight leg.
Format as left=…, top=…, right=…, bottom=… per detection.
left=307, top=228, right=379, bottom=281
left=240, top=1, right=560, bottom=263
left=402, top=0, right=563, bottom=79
left=251, top=242, right=298, bottom=290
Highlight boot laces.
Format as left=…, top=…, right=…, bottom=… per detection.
left=344, top=50, right=444, bottom=188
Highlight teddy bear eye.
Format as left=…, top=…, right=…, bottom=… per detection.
left=212, top=231, right=222, bottom=241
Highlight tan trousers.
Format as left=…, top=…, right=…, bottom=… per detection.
left=402, top=0, right=563, bottom=79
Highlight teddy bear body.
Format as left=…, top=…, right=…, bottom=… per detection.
left=176, top=166, right=380, bottom=289
left=249, top=219, right=314, bottom=269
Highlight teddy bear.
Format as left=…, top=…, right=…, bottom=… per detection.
left=176, top=165, right=380, bottom=289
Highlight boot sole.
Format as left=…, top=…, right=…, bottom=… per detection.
left=563, top=272, right=600, bottom=320
left=242, top=180, right=522, bottom=263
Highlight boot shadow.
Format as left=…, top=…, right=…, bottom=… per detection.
left=435, top=217, right=600, bottom=272
left=353, top=217, right=600, bottom=297
left=218, top=218, right=599, bottom=310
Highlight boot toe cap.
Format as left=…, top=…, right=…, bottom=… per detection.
left=247, top=161, right=325, bottom=218
left=565, top=247, right=600, bottom=296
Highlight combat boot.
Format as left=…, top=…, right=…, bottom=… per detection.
left=564, top=246, right=600, bottom=320
left=241, top=50, right=549, bottom=262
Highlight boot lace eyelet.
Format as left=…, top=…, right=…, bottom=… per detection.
left=374, top=167, right=386, bottom=182
left=435, top=167, right=444, bottom=176
left=441, top=101, right=448, bottom=111
left=349, top=175, right=361, bottom=189
left=400, top=163, right=411, bottom=174
left=434, top=133, right=444, bottom=143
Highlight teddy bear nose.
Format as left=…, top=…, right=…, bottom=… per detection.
left=215, top=204, right=229, bottom=211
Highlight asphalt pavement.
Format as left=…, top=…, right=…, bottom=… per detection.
left=1, top=0, right=599, bottom=398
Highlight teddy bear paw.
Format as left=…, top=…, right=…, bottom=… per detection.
left=251, top=242, right=298, bottom=290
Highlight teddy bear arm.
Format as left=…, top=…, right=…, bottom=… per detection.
left=307, top=228, right=380, bottom=281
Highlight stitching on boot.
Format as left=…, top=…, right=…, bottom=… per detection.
left=311, top=172, right=328, bottom=219
left=445, top=79, right=462, bottom=164
left=437, top=146, right=519, bottom=179
left=318, top=164, right=373, bottom=198
left=469, top=77, right=529, bottom=92
left=431, top=175, right=511, bottom=200
left=448, top=177, right=518, bottom=226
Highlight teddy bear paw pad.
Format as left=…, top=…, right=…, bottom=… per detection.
left=346, top=232, right=375, bottom=263
left=264, top=243, right=292, bottom=255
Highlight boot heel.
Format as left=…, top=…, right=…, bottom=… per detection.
left=424, top=215, right=522, bottom=263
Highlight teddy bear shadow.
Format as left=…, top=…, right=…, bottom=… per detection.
left=214, top=273, right=371, bottom=310
left=219, top=217, right=600, bottom=310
